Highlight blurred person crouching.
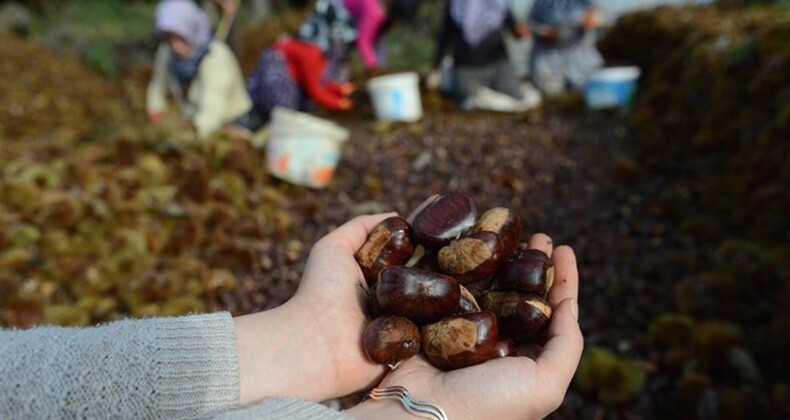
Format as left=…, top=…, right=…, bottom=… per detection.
left=528, top=0, right=603, bottom=96
left=146, top=0, right=251, bottom=139
left=429, top=0, right=540, bottom=113
left=233, top=1, right=356, bottom=135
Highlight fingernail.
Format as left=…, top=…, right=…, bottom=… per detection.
left=570, top=299, right=578, bottom=321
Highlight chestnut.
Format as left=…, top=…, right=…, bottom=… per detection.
left=367, top=283, right=383, bottom=319
left=494, top=248, right=554, bottom=297
left=472, top=207, right=523, bottom=256
left=457, top=284, right=481, bottom=313
left=480, top=291, right=552, bottom=344
left=463, top=277, right=493, bottom=301
left=421, top=310, right=500, bottom=370
left=377, top=266, right=461, bottom=324
left=410, top=193, right=477, bottom=248
left=415, top=247, right=440, bottom=272
left=363, top=316, right=421, bottom=368
left=355, top=216, right=414, bottom=286
left=493, top=338, right=517, bottom=358
left=438, top=231, right=505, bottom=284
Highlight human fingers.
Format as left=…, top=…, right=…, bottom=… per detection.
left=534, top=298, right=583, bottom=405
left=546, top=245, right=578, bottom=307
left=313, top=212, right=398, bottom=254
left=527, top=233, right=554, bottom=258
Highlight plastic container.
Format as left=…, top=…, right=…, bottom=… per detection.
left=366, top=72, right=423, bottom=122
left=266, top=107, right=349, bottom=188
left=584, top=66, right=641, bottom=109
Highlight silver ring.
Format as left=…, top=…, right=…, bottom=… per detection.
left=367, top=386, right=449, bottom=420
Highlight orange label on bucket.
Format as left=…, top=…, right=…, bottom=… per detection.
left=313, top=167, right=334, bottom=184
left=277, top=155, right=290, bottom=172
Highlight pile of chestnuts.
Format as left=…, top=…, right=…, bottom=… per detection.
left=355, top=193, right=555, bottom=371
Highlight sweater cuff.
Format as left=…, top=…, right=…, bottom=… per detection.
left=211, top=397, right=351, bottom=420
left=153, top=312, right=240, bottom=417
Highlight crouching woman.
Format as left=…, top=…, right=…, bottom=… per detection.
left=146, top=0, right=251, bottom=139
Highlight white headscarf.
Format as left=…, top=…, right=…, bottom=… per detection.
left=450, top=0, right=509, bottom=47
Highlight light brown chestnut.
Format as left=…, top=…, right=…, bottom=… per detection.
left=410, top=193, right=477, bottom=248
left=421, top=310, right=500, bottom=370
left=472, top=207, right=523, bottom=256
left=363, top=316, right=421, bottom=368
left=355, top=216, right=414, bottom=286
left=480, top=291, right=552, bottom=344
left=494, top=248, right=555, bottom=297
left=377, top=266, right=461, bottom=324
left=438, top=231, right=505, bottom=284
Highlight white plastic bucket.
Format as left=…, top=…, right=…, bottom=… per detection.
left=584, top=66, right=641, bottom=109
left=266, top=107, right=349, bottom=188
left=366, top=72, right=423, bottom=122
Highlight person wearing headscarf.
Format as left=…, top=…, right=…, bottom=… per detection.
left=431, top=0, right=535, bottom=111
left=235, top=4, right=356, bottom=134
left=528, top=0, right=603, bottom=95
left=146, top=0, right=251, bottom=138
left=297, top=0, right=358, bottom=82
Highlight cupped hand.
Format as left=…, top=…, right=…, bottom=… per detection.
left=234, top=214, right=393, bottom=405
left=346, top=234, right=583, bottom=420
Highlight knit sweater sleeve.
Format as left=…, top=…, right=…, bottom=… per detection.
left=0, top=312, right=239, bottom=419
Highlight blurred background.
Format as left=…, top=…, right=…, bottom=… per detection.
left=0, top=0, right=788, bottom=418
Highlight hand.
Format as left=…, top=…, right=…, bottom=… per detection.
left=583, top=9, right=601, bottom=30
left=147, top=111, right=164, bottom=123
left=513, top=23, right=530, bottom=38
left=426, top=70, right=442, bottom=91
left=338, top=98, right=355, bottom=111
left=542, top=26, right=559, bottom=43
left=234, top=214, right=394, bottom=405
left=346, top=234, right=583, bottom=420
left=340, top=82, right=356, bottom=97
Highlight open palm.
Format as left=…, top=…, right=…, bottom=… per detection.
left=287, top=213, right=396, bottom=399
left=347, top=234, right=583, bottom=420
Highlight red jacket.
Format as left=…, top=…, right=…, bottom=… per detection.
left=274, top=39, right=346, bottom=110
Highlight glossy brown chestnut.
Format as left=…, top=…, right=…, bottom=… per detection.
left=480, top=291, right=552, bottom=344
left=362, top=316, right=421, bottom=368
left=377, top=266, right=461, bottom=324
left=355, top=216, right=414, bottom=286
left=494, top=248, right=555, bottom=297
left=463, top=277, right=493, bottom=301
left=438, top=231, right=505, bottom=284
left=457, top=284, right=481, bottom=313
left=472, top=207, right=523, bottom=256
left=421, top=310, right=500, bottom=370
left=367, top=283, right=383, bottom=319
left=415, top=247, right=440, bottom=272
left=493, top=338, right=517, bottom=358
left=410, top=193, right=477, bottom=248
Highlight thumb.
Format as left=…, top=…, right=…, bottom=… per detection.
left=536, top=298, right=583, bottom=392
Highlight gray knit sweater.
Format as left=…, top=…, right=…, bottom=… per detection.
left=0, top=312, right=351, bottom=419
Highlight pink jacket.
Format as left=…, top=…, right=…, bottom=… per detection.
left=343, top=0, right=386, bottom=69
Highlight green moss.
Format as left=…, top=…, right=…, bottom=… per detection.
left=576, top=347, right=647, bottom=407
